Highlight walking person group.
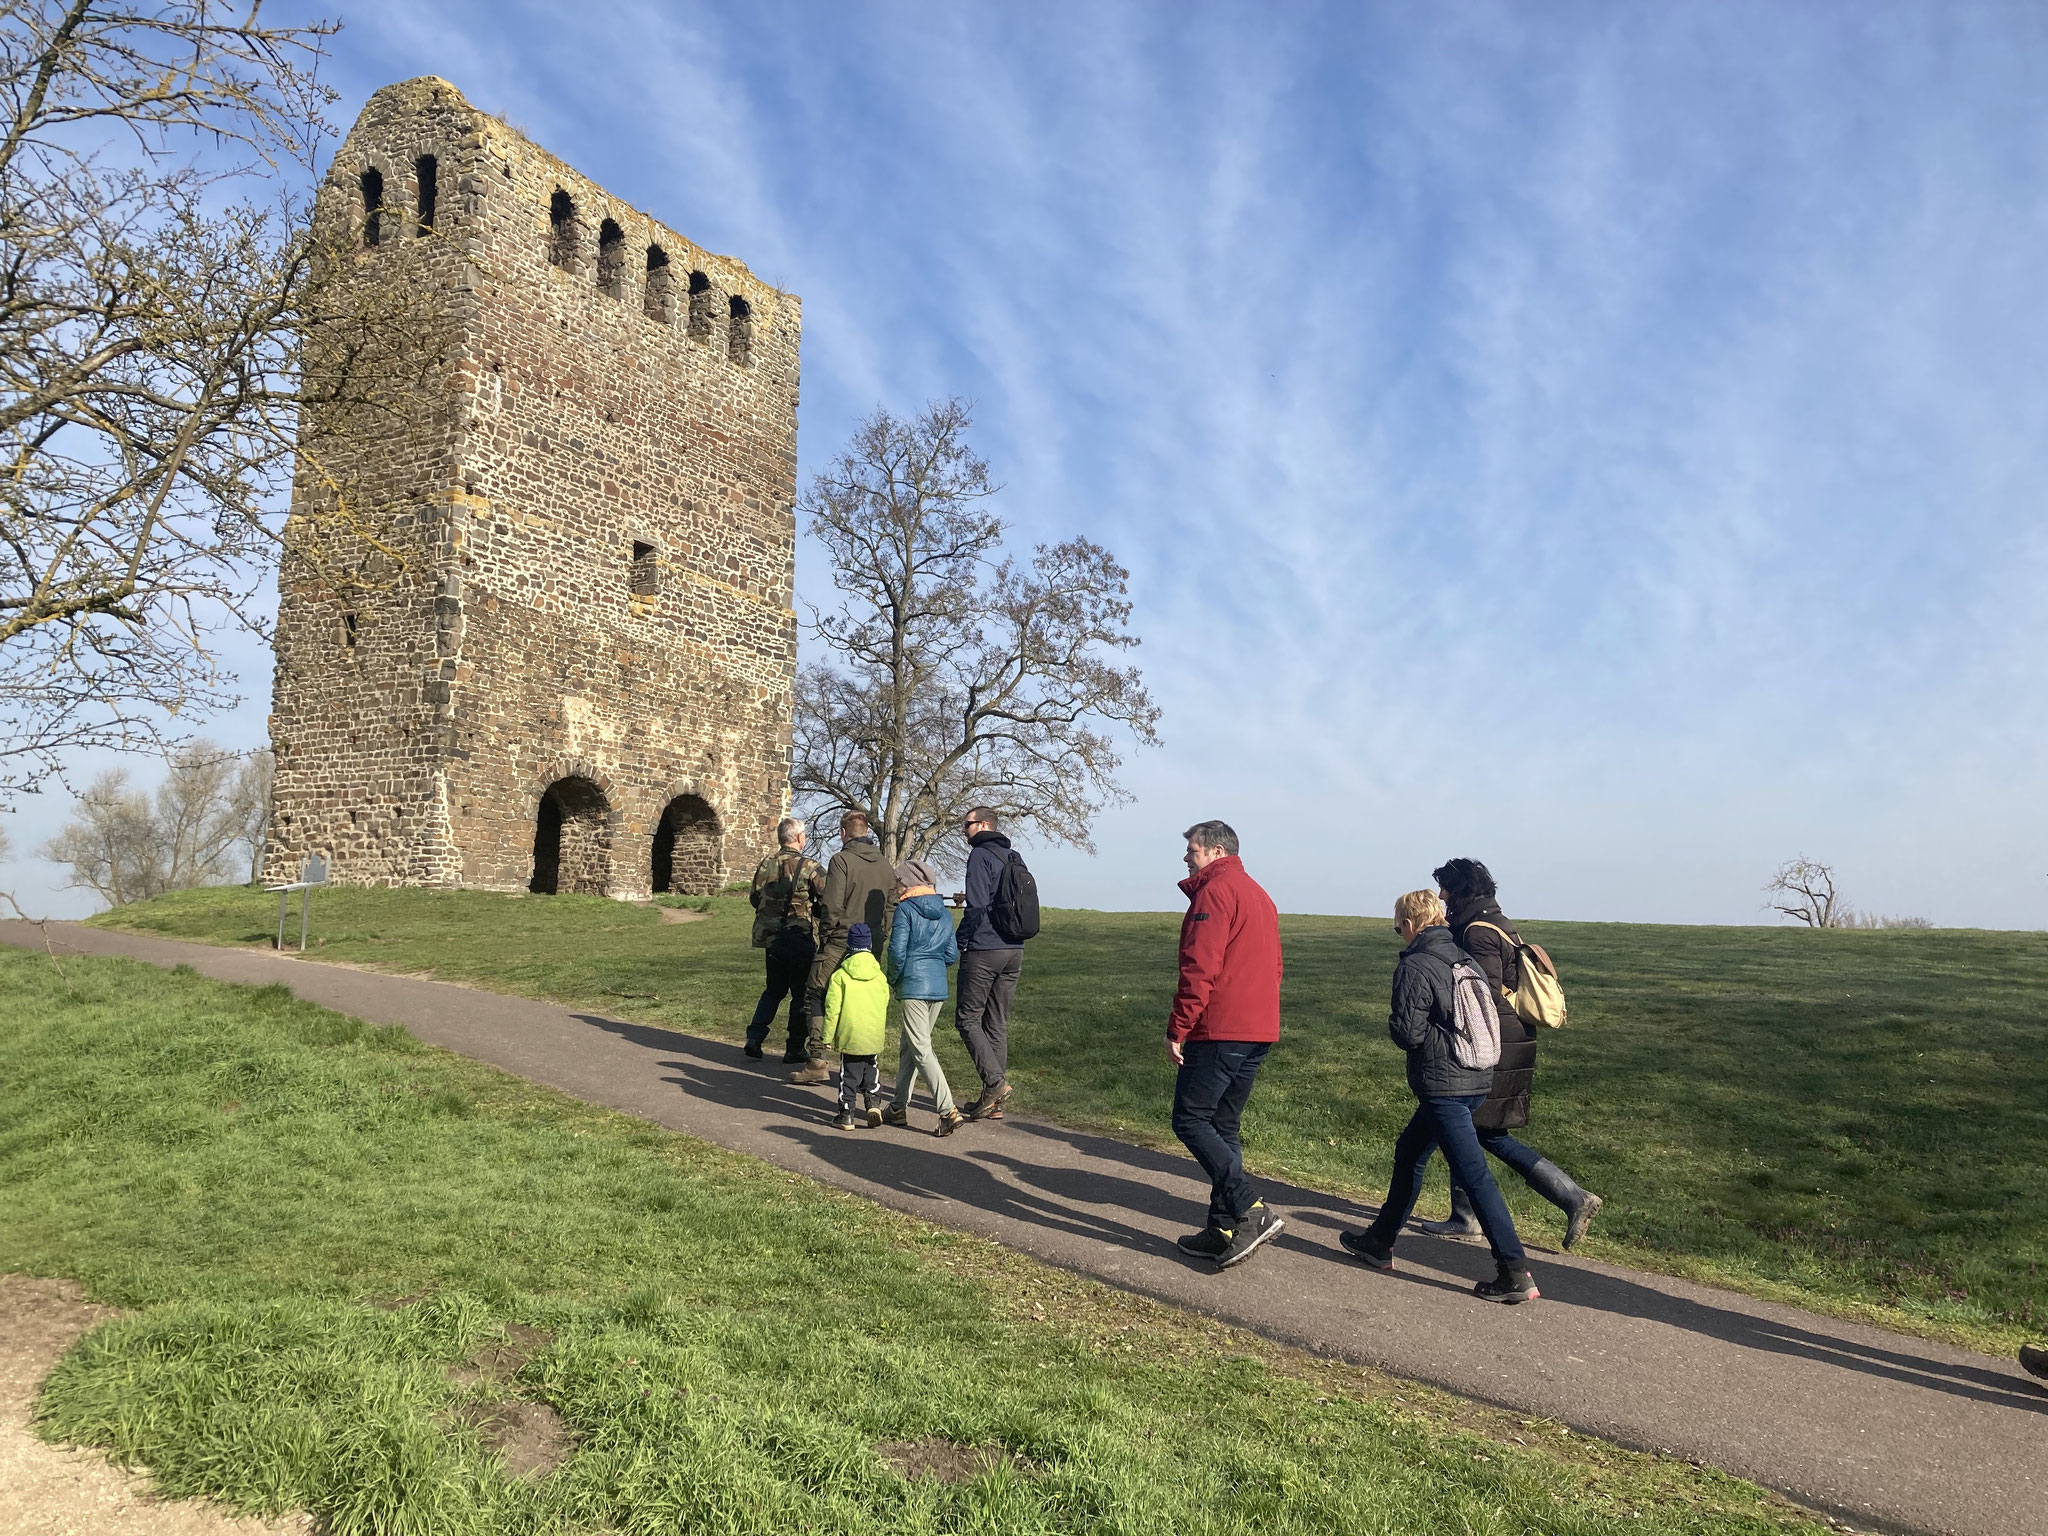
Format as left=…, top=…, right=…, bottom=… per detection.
left=747, top=807, right=1594, bottom=1306
left=747, top=806, right=1035, bottom=1135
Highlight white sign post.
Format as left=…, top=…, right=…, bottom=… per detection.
left=265, top=854, right=330, bottom=952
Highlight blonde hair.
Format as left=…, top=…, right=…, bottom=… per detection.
left=1393, top=889, right=1446, bottom=930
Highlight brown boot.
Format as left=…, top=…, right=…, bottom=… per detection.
left=789, top=1060, right=832, bottom=1085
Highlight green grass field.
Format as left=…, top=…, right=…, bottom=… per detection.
left=93, top=885, right=2048, bottom=1351
left=0, top=947, right=1825, bottom=1535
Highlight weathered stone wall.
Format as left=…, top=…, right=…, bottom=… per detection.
left=266, top=77, right=799, bottom=898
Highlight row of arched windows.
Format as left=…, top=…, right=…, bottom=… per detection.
left=353, top=164, right=755, bottom=364
left=549, top=189, right=752, bottom=362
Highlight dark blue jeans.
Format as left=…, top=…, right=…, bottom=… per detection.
left=1366, top=1094, right=1527, bottom=1269
left=1172, top=1040, right=1270, bottom=1230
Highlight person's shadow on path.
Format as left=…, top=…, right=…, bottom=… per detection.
left=577, top=1014, right=2048, bottom=1415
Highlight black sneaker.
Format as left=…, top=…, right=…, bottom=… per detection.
left=2020, top=1345, right=2048, bottom=1382
left=1474, top=1267, right=1540, bottom=1304
left=1176, top=1225, right=1233, bottom=1262
left=1339, top=1230, right=1394, bottom=1270
left=831, top=1110, right=859, bottom=1130
left=743, top=1039, right=765, bottom=1059
left=1219, top=1204, right=1285, bottom=1268
left=782, top=1049, right=809, bottom=1064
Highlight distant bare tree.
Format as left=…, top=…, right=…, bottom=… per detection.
left=1841, top=910, right=1933, bottom=930
left=792, top=400, right=1160, bottom=867
left=0, top=3, right=441, bottom=804
left=43, top=738, right=268, bottom=905
left=1765, top=856, right=1851, bottom=928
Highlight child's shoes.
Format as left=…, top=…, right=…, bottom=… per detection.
left=832, top=1110, right=859, bottom=1130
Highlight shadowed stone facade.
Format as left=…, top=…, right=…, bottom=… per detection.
left=264, top=77, right=799, bottom=898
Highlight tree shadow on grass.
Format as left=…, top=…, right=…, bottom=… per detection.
left=576, top=1014, right=2048, bottom=1416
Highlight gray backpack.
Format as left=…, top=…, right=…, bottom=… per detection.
left=1448, top=958, right=1502, bottom=1070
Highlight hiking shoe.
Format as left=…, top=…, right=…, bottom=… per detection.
left=1474, top=1267, right=1541, bottom=1305
left=881, top=1105, right=910, bottom=1128
left=2020, top=1345, right=2048, bottom=1382
left=1339, top=1230, right=1395, bottom=1270
left=865, top=1107, right=883, bottom=1129
left=934, top=1109, right=967, bottom=1137
left=831, top=1110, right=859, bottom=1130
left=966, top=1089, right=1004, bottom=1121
left=781, top=1049, right=809, bottom=1064
left=995, top=1080, right=1014, bottom=1103
left=789, top=1061, right=832, bottom=1086
left=1176, top=1225, right=1234, bottom=1263
left=1219, top=1204, right=1285, bottom=1269
left=1563, top=1192, right=1604, bottom=1251
left=743, top=1039, right=765, bottom=1059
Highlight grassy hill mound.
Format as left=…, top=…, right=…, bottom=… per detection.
left=93, top=885, right=2048, bottom=1350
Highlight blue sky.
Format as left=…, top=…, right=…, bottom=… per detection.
left=6, top=0, right=2046, bottom=926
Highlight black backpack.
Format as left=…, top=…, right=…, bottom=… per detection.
left=989, top=849, right=1041, bottom=943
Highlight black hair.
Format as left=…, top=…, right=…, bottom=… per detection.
left=1432, top=857, right=1496, bottom=905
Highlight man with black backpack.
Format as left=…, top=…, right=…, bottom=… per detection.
left=952, top=806, right=1038, bottom=1119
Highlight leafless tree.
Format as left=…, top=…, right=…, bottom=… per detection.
left=42, top=735, right=264, bottom=904
left=793, top=400, right=1161, bottom=868
left=0, top=3, right=442, bottom=805
left=1764, top=856, right=1851, bottom=928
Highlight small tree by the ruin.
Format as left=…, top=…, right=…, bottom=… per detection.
left=0, top=3, right=440, bottom=805
left=793, top=400, right=1160, bottom=868
left=1764, top=856, right=1851, bottom=928
left=43, top=738, right=270, bottom=906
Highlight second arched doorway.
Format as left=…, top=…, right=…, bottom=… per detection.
left=530, top=776, right=612, bottom=895
left=652, top=794, right=722, bottom=895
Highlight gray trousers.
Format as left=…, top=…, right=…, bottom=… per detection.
left=891, top=998, right=956, bottom=1116
left=954, top=947, right=1021, bottom=1090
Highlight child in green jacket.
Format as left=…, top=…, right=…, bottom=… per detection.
left=824, top=922, right=890, bottom=1129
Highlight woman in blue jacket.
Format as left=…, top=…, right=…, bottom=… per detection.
left=883, top=859, right=966, bottom=1135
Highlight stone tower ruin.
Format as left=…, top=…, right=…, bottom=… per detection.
left=264, top=78, right=799, bottom=898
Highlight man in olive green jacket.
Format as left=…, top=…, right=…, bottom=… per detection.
left=792, top=811, right=897, bottom=1084
left=746, top=817, right=826, bottom=1062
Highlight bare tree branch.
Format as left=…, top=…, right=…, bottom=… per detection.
left=1764, top=855, right=1850, bottom=928
left=793, top=399, right=1161, bottom=868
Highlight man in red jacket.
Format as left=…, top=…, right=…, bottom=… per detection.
left=1167, top=819, right=1286, bottom=1268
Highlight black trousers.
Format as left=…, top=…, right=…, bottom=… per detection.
left=748, top=932, right=815, bottom=1055
left=1171, top=1039, right=1269, bottom=1229
left=954, top=946, right=1022, bottom=1090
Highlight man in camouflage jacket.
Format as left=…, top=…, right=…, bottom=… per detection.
left=746, top=817, right=826, bottom=1061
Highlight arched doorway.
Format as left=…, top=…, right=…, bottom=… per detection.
left=530, top=777, right=611, bottom=895
left=651, top=794, right=722, bottom=895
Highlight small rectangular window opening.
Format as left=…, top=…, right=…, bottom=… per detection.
left=687, top=270, right=715, bottom=341
left=359, top=167, right=384, bottom=247
left=597, top=218, right=625, bottom=299
left=415, top=154, right=437, bottom=234
left=342, top=611, right=359, bottom=648
left=630, top=541, right=658, bottom=597
left=727, top=294, right=753, bottom=364
left=644, top=245, right=673, bottom=323
left=549, top=189, right=578, bottom=270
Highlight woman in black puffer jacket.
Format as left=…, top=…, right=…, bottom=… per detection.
left=1409, top=858, right=1603, bottom=1249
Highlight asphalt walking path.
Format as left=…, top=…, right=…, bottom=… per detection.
left=5, top=922, right=2041, bottom=1536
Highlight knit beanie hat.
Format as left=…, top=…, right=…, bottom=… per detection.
left=894, top=858, right=938, bottom=889
left=846, top=922, right=873, bottom=951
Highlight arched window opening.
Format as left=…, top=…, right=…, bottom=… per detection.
left=530, top=776, right=611, bottom=895
left=643, top=245, right=673, bottom=323
left=652, top=795, right=722, bottom=895
left=630, top=539, right=657, bottom=597
left=359, top=167, right=385, bottom=247
left=597, top=218, right=625, bottom=299
left=414, top=154, right=437, bottom=234
left=727, top=294, right=753, bottom=364
left=686, top=270, right=715, bottom=341
left=548, top=188, right=578, bottom=270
